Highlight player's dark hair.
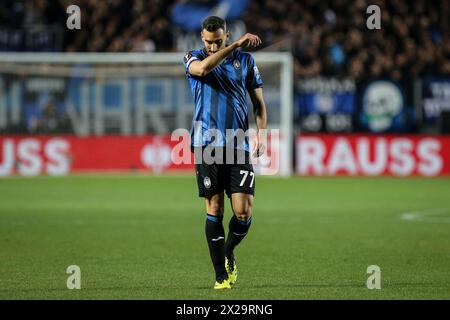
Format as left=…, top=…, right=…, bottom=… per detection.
left=202, top=16, right=226, bottom=32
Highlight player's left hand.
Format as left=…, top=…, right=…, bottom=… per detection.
left=252, top=134, right=266, bottom=158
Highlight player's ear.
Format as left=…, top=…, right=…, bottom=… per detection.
left=201, top=31, right=204, bottom=41
left=226, top=31, right=230, bottom=40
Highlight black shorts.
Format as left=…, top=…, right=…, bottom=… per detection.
left=194, top=147, right=255, bottom=198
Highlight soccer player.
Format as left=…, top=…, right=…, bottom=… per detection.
left=183, top=16, right=267, bottom=289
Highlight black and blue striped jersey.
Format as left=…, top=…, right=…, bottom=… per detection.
left=183, top=47, right=263, bottom=152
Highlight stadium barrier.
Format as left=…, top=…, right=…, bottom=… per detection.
left=0, top=131, right=280, bottom=176
left=296, top=134, right=450, bottom=176
left=1, top=134, right=449, bottom=177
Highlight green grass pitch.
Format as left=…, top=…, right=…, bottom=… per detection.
left=0, top=175, right=449, bottom=299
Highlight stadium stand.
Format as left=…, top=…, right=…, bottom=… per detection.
left=1, top=0, right=448, bottom=80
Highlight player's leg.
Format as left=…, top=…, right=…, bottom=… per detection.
left=195, top=159, right=230, bottom=289
left=222, top=193, right=253, bottom=286
left=224, top=159, right=255, bottom=285
left=227, top=193, right=253, bottom=254
left=204, top=192, right=230, bottom=287
left=225, top=161, right=255, bottom=256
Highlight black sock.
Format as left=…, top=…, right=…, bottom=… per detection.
left=205, top=214, right=227, bottom=281
left=225, top=215, right=252, bottom=258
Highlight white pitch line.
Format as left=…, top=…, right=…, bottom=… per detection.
left=400, top=208, right=450, bottom=223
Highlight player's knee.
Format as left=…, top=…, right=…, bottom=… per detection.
left=234, top=206, right=252, bottom=221
left=206, top=193, right=224, bottom=216
left=207, top=201, right=224, bottom=216
left=232, top=195, right=253, bottom=220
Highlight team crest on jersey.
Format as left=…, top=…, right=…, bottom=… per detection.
left=233, top=59, right=241, bottom=70
left=204, top=177, right=212, bottom=189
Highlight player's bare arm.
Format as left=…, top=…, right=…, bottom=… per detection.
left=188, top=33, right=262, bottom=77
left=249, top=88, right=267, bottom=158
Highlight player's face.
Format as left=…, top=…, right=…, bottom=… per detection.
left=201, top=28, right=229, bottom=55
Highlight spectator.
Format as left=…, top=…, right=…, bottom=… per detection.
left=0, top=0, right=448, bottom=81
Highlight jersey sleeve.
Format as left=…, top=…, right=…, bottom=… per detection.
left=246, top=54, right=264, bottom=90
left=183, top=50, right=202, bottom=76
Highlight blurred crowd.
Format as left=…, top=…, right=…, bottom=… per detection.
left=0, top=0, right=449, bottom=81
left=64, top=0, right=174, bottom=52
left=245, top=0, right=450, bottom=81
left=0, top=0, right=174, bottom=52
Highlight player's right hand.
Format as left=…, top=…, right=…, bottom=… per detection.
left=235, top=33, right=262, bottom=49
